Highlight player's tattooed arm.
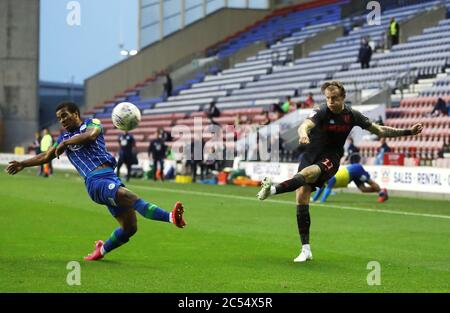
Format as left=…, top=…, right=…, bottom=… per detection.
left=367, top=123, right=423, bottom=138
left=298, top=119, right=315, bottom=144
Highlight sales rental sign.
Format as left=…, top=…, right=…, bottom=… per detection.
left=364, top=165, right=450, bottom=194
left=242, top=162, right=450, bottom=195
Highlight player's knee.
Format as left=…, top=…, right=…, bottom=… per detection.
left=300, top=165, right=321, bottom=182
left=129, top=225, right=137, bottom=237
left=124, top=224, right=137, bottom=237
left=297, top=198, right=309, bottom=205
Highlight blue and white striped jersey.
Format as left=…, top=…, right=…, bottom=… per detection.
left=55, top=118, right=117, bottom=178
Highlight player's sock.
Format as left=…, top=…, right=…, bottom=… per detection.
left=296, top=204, right=311, bottom=245
left=133, top=198, right=170, bottom=222
left=103, top=227, right=135, bottom=254
left=320, top=177, right=336, bottom=202
left=312, top=187, right=324, bottom=202
left=320, top=187, right=333, bottom=202
left=274, top=173, right=306, bottom=194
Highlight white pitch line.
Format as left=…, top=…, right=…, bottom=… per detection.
left=129, top=184, right=450, bottom=220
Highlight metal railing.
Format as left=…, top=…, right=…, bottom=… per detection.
left=396, top=66, right=418, bottom=99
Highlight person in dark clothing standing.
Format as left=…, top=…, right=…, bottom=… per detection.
left=163, top=74, right=173, bottom=100
left=188, top=135, right=205, bottom=182
left=32, top=131, right=42, bottom=155
left=117, top=131, right=136, bottom=182
left=206, top=101, right=221, bottom=126
left=256, top=80, right=423, bottom=263
left=160, top=128, right=172, bottom=142
left=148, top=128, right=167, bottom=181
left=358, top=37, right=372, bottom=69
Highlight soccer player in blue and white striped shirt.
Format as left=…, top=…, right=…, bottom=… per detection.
left=6, top=102, right=186, bottom=261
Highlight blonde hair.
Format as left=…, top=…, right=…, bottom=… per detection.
left=321, top=81, right=346, bottom=98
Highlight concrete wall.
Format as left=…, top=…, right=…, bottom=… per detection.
left=400, top=5, right=447, bottom=43
left=0, top=0, right=39, bottom=152
left=293, top=25, right=343, bottom=59
left=85, top=8, right=269, bottom=111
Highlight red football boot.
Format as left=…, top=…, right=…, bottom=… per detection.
left=377, top=188, right=389, bottom=203
left=172, top=201, right=186, bottom=228
left=84, top=240, right=104, bottom=261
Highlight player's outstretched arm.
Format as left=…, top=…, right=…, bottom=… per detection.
left=363, top=179, right=381, bottom=193
left=5, top=146, right=57, bottom=175
left=367, top=123, right=423, bottom=138
left=298, top=119, right=315, bottom=144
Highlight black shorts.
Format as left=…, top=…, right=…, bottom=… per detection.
left=298, top=151, right=341, bottom=189
left=118, top=153, right=133, bottom=165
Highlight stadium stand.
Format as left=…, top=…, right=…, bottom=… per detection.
left=79, top=0, right=450, bottom=166
left=355, top=1, right=450, bottom=163
left=89, top=1, right=350, bottom=154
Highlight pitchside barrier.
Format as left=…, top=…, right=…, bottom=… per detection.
left=2, top=153, right=449, bottom=196
left=241, top=161, right=450, bottom=196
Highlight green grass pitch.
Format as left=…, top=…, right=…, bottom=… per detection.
left=0, top=167, right=449, bottom=292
